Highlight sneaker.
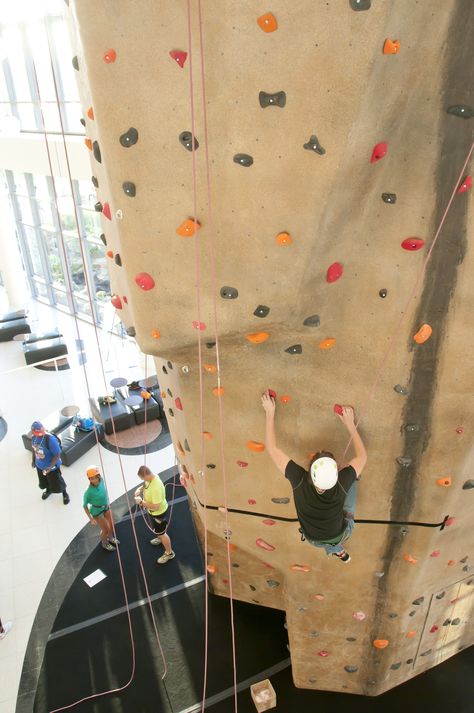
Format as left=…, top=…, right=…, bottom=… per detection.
left=41, top=491, right=51, bottom=500
left=102, top=542, right=116, bottom=551
left=108, top=537, right=120, bottom=545
left=0, top=621, right=12, bottom=640
left=150, top=537, right=162, bottom=546
left=63, top=493, right=70, bottom=505
left=157, top=551, right=175, bottom=564
left=333, top=549, right=351, bottom=563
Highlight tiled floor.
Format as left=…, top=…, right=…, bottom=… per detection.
left=0, top=295, right=175, bottom=713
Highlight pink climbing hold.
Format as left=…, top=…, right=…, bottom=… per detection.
left=318, top=651, right=329, bottom=657
left=353, top=611, right=366, bottom=621
left=326, top=262, right=343, bottom=283
left=192, top=320, right=206, bottom=331
left=444, top=517, right=455, bottom=527
left=370, top=142, right=388, bottom=163
left=256, top=538, right=275, bottom=551
left=236, top=460, right=248, bottom=468
left=333, top=404, right=343, bottom=416
left=430, top=550, right=441, bottom=558
left=111, top=294, right=122, bottom=310
left=102, top=202, right=112, bottom=220
left=175, top=397, right=183, bottom=410
left=248, top=498, right=256, bottom=505
left=402, top=237, right=425, bottom=251
left=134, top=272, right=155, bottom=291
left=169, top=50, right=187, bottom=68
left=458, top=175, right=472, bottom=193
left=123, top=296, right=128, bottom=304
left=262, top=519, right=276, bottom=526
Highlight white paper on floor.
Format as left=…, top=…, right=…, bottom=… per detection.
left=83, top=569, right=107, bottom=587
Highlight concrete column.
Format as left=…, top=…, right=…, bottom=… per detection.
left=0, top=187, right=29, bottom=308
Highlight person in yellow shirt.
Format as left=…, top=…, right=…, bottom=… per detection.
left=134, top=465, right=175, bottom=564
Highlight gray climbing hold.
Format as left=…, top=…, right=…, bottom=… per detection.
left=344, top=666, right=358, bottom=673
left=94, top=202, right=103, bottom=212
left=382, top=193, right=397, bottom=204
left=308, top=678, right=317, bottom=684
left=388, top=613, right=398, bottom=619
left=390, top=662, right=402, bottom=670
left=409, top=610, right=416, bottom=617
left=420, top=649, right=432, bottom=657
left=179, top=131, right=199, bottom=151
left=168, top=409, right=174, bottom=417
left=99, top=233, right=106, bottom=246
left=349, top=0, right=371, bottom=8
left=91, top=176, right=99, bottom=188
left=249, top=585, right=256, bottom=591
left=254, top=305, right=270, bottom=318
left=435, top=591, right=445, bottom=599
left=394, top=384, right=408, bottom=395
left=303, top=135, right=326, bottom=155
left=467, top=579, right=473, bottom=586
left=80, top=118, right=86, bottom=127
left=285, top=344, right=302, bottom=354
left=233, top=153, right=254, bottom=167
left=122, top=181, right=136, bottom=197
left=272, top=497, right=290, bottom=504
left=167, top=361, right=173, bottom=369
left=114, top=254, right=122, bottom=267
left=447, top=105, right=473, bottom=119
left=379, top=289, right=388, bottom=298
left=463, top=565, right=471, bottom=572
left=259, top=91, right=286, bottom=108
left=206, top=464, right=216, bottom=469
left=297, top=606, right=307, bottom=611
left=404, top=424, right=420, bottom=432
left=374, top=571, right=385, bottom=578
left=396, top=456, right=412, bottom=467
left=303, top=314, right=320, bottom=327
left=162, top=366, right=167, bottom=374
left=346, top=637, right=356, bottom=642
left=462, top=479, right=474, bottom=490
left=92, top=140, right=101, bottom=163
left=267, top=580, right=280, bottom=588
left=126, top=326, right=136, bottom=337
left=412, top=597, right=424, bottom=605
left=309, top=631, right=320, bottom=638
left=72, top=56, right=79, bottom=71
left=460, top=556, right=469, bottom=563
left=167, top=388, right=172, bottom=397
left=220, top=286, right=238, bottom=299
left=443, top=618, right=451, bottom=626
left=119, top=127, right=139, bottom=147
left=400, top=527, right=409, bottom=536
left=184, top=439, right=190, bottom=451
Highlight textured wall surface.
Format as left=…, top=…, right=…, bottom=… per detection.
left=67, top=0, right=473, bottom=695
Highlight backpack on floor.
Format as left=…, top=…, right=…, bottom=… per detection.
left=45, top=432, right=61, bottom=450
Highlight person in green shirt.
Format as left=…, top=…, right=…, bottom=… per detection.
left=83, top=465, right=120, bottom=552
left=134, top=465, right=175, bottom=564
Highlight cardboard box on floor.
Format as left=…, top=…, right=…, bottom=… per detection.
left=250, top=679, right=276, bottom=712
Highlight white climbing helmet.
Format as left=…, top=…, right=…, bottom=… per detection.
left=310, top=456, right=338, bottom=490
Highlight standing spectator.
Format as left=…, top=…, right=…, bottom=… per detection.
left=31, top=421, right=70, bottom=504
left=0, top=618, right=12, bottom=640
left=134, top=465, right=175, bottom=564
left=83, top=465, right=119, bottom=551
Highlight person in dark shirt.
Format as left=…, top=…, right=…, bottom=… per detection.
left=261, top=392, right=367, bottom=563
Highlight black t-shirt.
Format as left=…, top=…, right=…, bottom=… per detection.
left=285, top=460, right=357, bottom=541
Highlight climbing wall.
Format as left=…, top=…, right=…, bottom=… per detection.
left=66, top=0, right=473, bottom=695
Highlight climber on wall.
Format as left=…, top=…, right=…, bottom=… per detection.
left=261, top=392, right=367, bottom=563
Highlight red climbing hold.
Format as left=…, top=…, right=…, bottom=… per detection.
left=192, top=321, right=206, bottom=331
left=102, top=202, right=112, bottom=220
left=111, top=294, right=122, bottom=310
left=170, top=50, right=187, bottom=68
left=103, top=49, right=117, bottom=64
left=444, top=517, right=455, bottom=527
left=123, top=296, right=128, bottom=304
left=327, top=262, right=343, bottom=283
left=256, top=538, right=275, bottom=551
left=248, top=498, right=257, bottom=505
left=134, top=272, right=155, bottom=291
left=333, top=404, right=343, bottom=416
left=370, top=142, right=388, bottom=163
left=430, top=625, right=439, bottom=633
left=175, top=397, right=183, bottom=410
left=430, top=550, right=441, bottom=558
left=262, top=519, right=276, bottom=526
left=236, top=460, right=248, bottom=468
left=402, top=238, right=425, bottom=251
left=268, top=389, right=277, bottom=399
left=318, top=651, right=330, bottom=657
left=458, top=175, right=472, bottom=193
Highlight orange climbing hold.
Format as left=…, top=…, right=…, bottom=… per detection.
left=213, top=386, right=224, bottom=396
left=202, top=431, right=213, bottom=440
left=257, top=12, right=278, bottom=33
left=247, top=440, right=265, bottom=452
left=151, top=329, right=161, bottom=339
left=84, top=138, right=92, bottom=150
left=290, top=564, right=311, bottom=573
left=103, top=48, right=117, bottom=63
left=86, top=107, right=94, bottom=120
left=280, top=395, right=291, bottom=404
left=106, top=250, right=113, bottom=258
left=319, top=338, right=336, bottom=350
left=161, top=391, right=167, bottom=399
left=256, top=538, right=275, bottom=551
left=203, top=363, right=217, bottom=373
left=413, top=323, right=432, bottom=344
left=383, top=38, right=400, bottom=54
left=246, top=331, right=270, bottom=344
left=447, top=560, right=456, bottom=566
left=276, top=231, right=292, bottom=246
left=436, top=476, right=452, bottom=487
left=373, top=640, right=389, bottom=649
left=405, top=630, right=417, bottom=638
left=403, top=554, right=418, bottom=564
left=229, top=543, right=238, bottom=552
left=176, top=218, right=200, bottom=237
left=177, top=441, right=185, bottom=457
left=207, top=564, right=217, bottom=574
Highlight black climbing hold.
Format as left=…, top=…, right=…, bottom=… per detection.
left=382, top=193, right=397, bottom=204
left=460, top=556, right=469, bottom=563
left=271, top=497, right=290, bottom=504
left=443, top=619, right=452, bottom=626
left=266, top=580, right=280, bottom=588
left=114, top=254, right=122, bottom=267
left=463, top=565, right=471, bottom=572
left=396, top=456, right=412, bottom=467
left=462, top=479, right=474, bottom=490
left=349, top=0, right=371, bottom=9
left=184, top=439, right=190, bottom=451
left=126, top=326, right=136, bottom=337
left=400, top=527, right=409, bottom=536
left=467, top=579, right=474, bottom=586
left=447, top=105, right=474, bottom=119
left=412, top=597, right=424, bottom=605
left=344, top=666, right=358, bottom=673
left=285, top=344, right=302, bottom=354
left=92, top=140, right=101, bottom=163
left=404, top=423, right=420, bottom=432
left=420, top=649, right=432, bottom=657
left=168, top=409, right=174, bottom=417
left=119, top=127, right=139, bottom=147
left=391, top=662, right=402, bottom=670
left=167, top=388, right=172, bottom=397
left=220, top=286, right=238, bottom=299
left=259, top=91, right=286, bottom=108
left=303, top=135, right=326, bottom=155
left=206, top=464, right=216, bottom=469
left=435, top=591, right=445, bottom=599
left=80, top=118, right=85, bottom=127
left=408, top=610, right=416, bottom=617
left=406, top=658, right=413, bottom=664
left=249, top=585, right=257, bottom=591
left=394, top=384, right=408, bottom=395
left=122, top=181, right=136, bottom=197
left=379, top=289, right=388, bottom=298
left=254, top=305, right=270, bottom=318
left=206, top=342, right=216, bottom=349
left=388, top=613, right=398, bottom=619
left=232, top=563, right=240, bottom=568
left=179, top=131, right=199, bottom=152
left=72, top=56, right=79, bottom=71
left=162, top=366, right=167, bottom=374
left=91, top=176, right=99, bottom=188
left=346, top=637, right=357, bottom=642
left=233, top=153, right=254, bottom=167
left=94, top=202, right=103, bottom=213
left=99, top=233, right=106, bottom=246
left=167, top=361, right=173, bottom=369
left=303, top=314, right=320, bottom=327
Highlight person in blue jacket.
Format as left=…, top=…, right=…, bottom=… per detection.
left=31, top=421, right=70, bottom=504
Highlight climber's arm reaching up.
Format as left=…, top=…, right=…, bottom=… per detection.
left=262, top=391, right=290, bottom=475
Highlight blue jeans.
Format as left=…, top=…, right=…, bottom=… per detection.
left=304, top=481, right=358, bottom=556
